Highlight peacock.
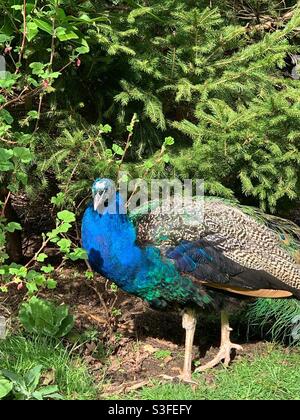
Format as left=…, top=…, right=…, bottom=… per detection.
left=81, top=178, right=300, bottom=382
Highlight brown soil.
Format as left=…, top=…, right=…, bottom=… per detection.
left=0, top=267, right=273, bottom=396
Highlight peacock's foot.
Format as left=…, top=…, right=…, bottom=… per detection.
left=195, top=342, right=243, bottom=372
left=160, top=373, right=198, bottom=385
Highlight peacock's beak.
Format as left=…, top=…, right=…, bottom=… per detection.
left=93, top=191, right=105, bottom=211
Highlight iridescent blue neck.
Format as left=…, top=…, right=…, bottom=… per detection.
left=82, top=192, right=144, bottom=289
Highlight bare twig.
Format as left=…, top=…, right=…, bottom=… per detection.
left=49, top=17, right=56, bottom=70
left=84, top=260, right=112, bottom=331
left=118, top=113, right=139, bottom=169
left=25, top=236, right=51, bottom=268
left=0, top=87, right=41, bottom=111
left=34, top=93, right=44, bottom=132
left=1, top=192, right=11, bottom=218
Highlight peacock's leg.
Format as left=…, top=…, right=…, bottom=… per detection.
left=160, top=308, right=197, bottom=383
left=195, top=310, right=243, bottom=372
left=181, top=308, right=197, bottom=382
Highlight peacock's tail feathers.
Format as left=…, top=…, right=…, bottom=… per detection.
left=133, top=195, right=300, bottom=293
left=246, top=298, right=300, bottom=345
left=235, top=203, right=300, bottom=255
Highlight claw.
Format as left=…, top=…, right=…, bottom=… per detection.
left=195, top=342, right=243, bottom=372
left=195, top=310, right=243, bottom=373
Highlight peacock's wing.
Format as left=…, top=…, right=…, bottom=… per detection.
left=132, top=197, right=300, bottom=298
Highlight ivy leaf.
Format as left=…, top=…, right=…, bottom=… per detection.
left=57, top=210, right=76, bottom=223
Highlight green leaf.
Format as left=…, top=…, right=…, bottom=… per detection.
left=0, top=148, right=13, bottom=172
left=56, top=27, right=79, bottom=42
left=26, top=282, right=39, bottom=294
left=6, top=222, right=22, bottom=233
left=26, top=22, right=39, bottom=41
left=0, top=109, right=14, bottom=124
left=27, top=110, right=39, bottom=119
left=9, top=265, right=26, bottom=276
left=46, top=279, right=57, bottom=290
left=29, top=62, right=45, bottom=76
left=0, top=377, right=13, bottom=399
left=0, top=34, right=11, bottom=43
left=57, top=238, right=71, bottom=253
left=11, top=5, right=23, bottom=10
left=57, top=210, right=76, bottom=223
left=75, top=39, right=90, bottom=54
left=19, top=297, right=74, bottom=338
left=164, top=136, right=175, bottom=146
left=40, top=265, right=54, bottom=274
left=24, top=365, right=42, bottom=390
left=99, top=124, right=112, bottom=134
left=16, top=171, right=28, bottom=186
left=51, top=193, right=65, bottom=207
left=68, top=248, right=87, bottom=261
left=163, top=154, right=170, bottom=163
left=13, top=147, right=32, bottom=163
left=112, top=144, right=124, bottom=156
left=36, top=253, right=48, bottom=263
left=33, top=19, right=53, bottom=35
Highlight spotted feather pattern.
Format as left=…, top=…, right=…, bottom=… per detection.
left=135, top=198, right=300, bottom=290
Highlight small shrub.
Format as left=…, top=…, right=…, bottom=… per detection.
left=19, top=297, right=74, bottom=338
left=0, top=365, right=63, bottom=400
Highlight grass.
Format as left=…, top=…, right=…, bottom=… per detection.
left=112, top=344, right=300, bottom=400
left=1, top=336, right=300, bottom=400
left=0, top=335, right=100, bottom=400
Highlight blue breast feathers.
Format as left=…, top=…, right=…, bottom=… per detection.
left=81, top=193, right=211, bottom=309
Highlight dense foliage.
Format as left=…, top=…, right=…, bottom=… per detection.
left=0, top=0, right=300, bottom=290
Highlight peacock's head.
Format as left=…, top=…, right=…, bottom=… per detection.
left=92, top=178, right=116, bottom=213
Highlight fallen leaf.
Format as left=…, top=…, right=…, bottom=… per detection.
left=143, top=344, right=159, bottom=354
left=41, top=369, right=56, bottom=386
